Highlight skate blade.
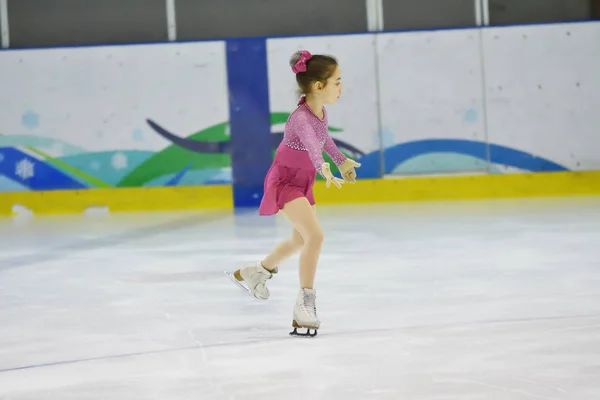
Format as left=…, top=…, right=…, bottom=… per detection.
left=224, top=271, right=266, bottom=300
left=289, top=320, right=318, bottom=337
left=224, top=271, right=253, bottom=298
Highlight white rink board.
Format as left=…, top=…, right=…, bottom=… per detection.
left=266, top=34, right=381, bottom=156
left=375, top=29, right=487, bottom=174
left=376, top=29, right=485, bottom=144
left=0, top=21, right=599, bottom=184
left=0, top=41, right=229, bottom=153
left=482, top=22, right=600, bottom=172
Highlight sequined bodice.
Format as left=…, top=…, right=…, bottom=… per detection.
left=283, top=103, right=328, bottom=150
left=281, top=101, right=346, bottom=177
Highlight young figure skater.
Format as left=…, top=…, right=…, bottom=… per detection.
left=230, top=50, right=361, bottom=336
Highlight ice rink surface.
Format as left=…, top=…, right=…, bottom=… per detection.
left=1, top=196, right=600, bottom=399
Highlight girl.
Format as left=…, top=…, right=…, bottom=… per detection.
left=231, top=50, right=360, bottom=336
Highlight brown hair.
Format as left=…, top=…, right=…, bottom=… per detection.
left=289, top=51, right=338, bottom=96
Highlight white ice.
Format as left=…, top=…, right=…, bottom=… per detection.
left=1, top=197, right=600, bottom=399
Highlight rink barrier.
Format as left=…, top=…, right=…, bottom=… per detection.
left=2, top=22, right=600, bottom=213
left=0, top=185, right=233, bottom=216
left=1, top=168, right=599, bottom=215
left=313, top=170, right=600, bottom=204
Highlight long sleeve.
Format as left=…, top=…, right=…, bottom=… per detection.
left=295, top=121, right=327, bottom=178
left=323, top=135, right=347, bottom=167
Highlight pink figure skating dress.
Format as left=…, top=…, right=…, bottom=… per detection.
left=258, top=98, right=347, bottom=216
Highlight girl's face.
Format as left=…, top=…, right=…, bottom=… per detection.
left=313, top=66, right=343, bottom=104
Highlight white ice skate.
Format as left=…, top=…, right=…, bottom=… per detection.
left=225, top=263, right=277, bottom=300
left=290, top=288, right=320, bottom=337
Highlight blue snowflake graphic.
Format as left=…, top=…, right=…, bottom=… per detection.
left=132, top=128, right=144, bottom=142
left=22, top=110, right=40, bottom=129
left=463, top=108, right=478, bottom=123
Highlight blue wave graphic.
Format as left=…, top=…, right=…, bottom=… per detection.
left=165, top=163, right=193, bottom=186
left=355, top=139, right=568, bottom=177
left=0, top=138, right=567, bottom=190
left=0, top=147, right=87, bottom=190
left=347, top=150, right=382, bottom=179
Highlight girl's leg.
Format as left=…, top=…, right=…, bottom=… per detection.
left=233, top=199, right=316, bottom=301
left=260, top=228, right=304, bottom=270
left=280, top=197, right=324, bottom=289
left=260, top=204, right=315, bottom=271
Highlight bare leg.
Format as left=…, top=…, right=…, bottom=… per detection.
left=261, top=228, right=304, bottom=270
left=261, top=204, right=317, bottom=270
left=280, top=198, right=324, bottom=289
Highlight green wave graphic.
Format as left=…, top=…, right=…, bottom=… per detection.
left=119, top=114, right=347, bottom=187
left=24, top=146, right=112, bottom=188
left=116, top=122, right=230, bottom=187
left=2, top=111, right=346, bottom=189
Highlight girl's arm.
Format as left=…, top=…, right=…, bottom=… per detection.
left=323, top=135, right=347, bottom=167
left=293, top=116, right=328, bottom=178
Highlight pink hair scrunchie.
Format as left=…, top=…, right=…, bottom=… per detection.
left=292, top=50, right=312, bottom=74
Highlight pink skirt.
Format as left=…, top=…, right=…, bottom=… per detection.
left=258, top=145, right=317, bottom=216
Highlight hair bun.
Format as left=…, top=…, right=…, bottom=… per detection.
left=290, top=50, right=312, bottom=74
left=289, top=51, right=303, bottom=69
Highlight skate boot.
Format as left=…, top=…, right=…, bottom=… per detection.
left=290, top=288, right=320, bottom=337
left=231, top=263, right=277, bottom=300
